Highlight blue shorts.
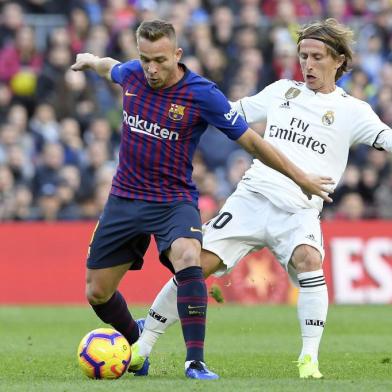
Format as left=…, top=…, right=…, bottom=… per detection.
left=87, top=194, right=202, bottom=273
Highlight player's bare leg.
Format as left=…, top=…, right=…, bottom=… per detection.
left=291, top=245, right=326, bottom=379
left=86, top=263, right=131, bottom=305
left=86, top=264, right=142, bottom=351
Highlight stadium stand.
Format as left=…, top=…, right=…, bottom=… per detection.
left=0, top=0, right=391, bottom=221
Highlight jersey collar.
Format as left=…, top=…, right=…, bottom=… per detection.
left=303, top=83, right=341, bottom=98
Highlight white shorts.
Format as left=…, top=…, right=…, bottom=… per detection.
left=202, top=185, right=324, bottom=285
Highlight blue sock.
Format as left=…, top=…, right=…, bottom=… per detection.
left=175, top=266, right=207, bottom=362
left=91, top=291, right=139, bottom=345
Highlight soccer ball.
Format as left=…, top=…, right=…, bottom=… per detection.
left=77, top=328, right=131, bottom=379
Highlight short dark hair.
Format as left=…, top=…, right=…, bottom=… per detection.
left=297, top=18, right=354, bottom=81
left=136, top=20, right=176, bottom=44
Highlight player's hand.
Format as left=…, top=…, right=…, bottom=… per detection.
left=300, top=174, right=335, bottom=203
left=71, top=53, right=98, bottom=72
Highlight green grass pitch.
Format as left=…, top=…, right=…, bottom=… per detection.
left=0, top=305, right=391, bottom=391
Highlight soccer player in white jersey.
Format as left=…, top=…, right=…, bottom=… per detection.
left=132, top=18, right=392, bottom=378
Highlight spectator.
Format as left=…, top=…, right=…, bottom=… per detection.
left=357, top=29, right=385, bottom=86
left=340, top=67, right=377, bottom=103
left=198, top=46, right=228, bottom=91
left=0, top=2, right=25, bottom=48
left=272, top=41, right=302, bottom=81
left=0, top=26, right=43, bottom=90
left=35, top=183, right=62, bottom=221
left=358, top=165, right=380, bottom=206
left=35, top=44, right=73, bottom=103
left=12, top=184, right=34, bottom=220
left=330, top=164, right=361, bottom=207
left=29, top=103, right=60, bottom=151
left=83, top=24, right=110, bottom=58
left=32, top=142, right=64, bottom=198
left=5, top=143, right=34, bottom=186
left=59, top=164, right=83, bottom=201
left=51, top=68, right=96, bottom=126
left=0, top=82, right=12, bottom=124
left=375, top=171, right=392, bottom=218
left=211, top=5, right=235, bottom=53
left=106, top=0, right=136, bottom=32
left=335, top=192, right=366, bottom=220
left=59, top=117, right=84, bottom=166
left=325, top=0, right=351, bottom=21
left=80, top=140, right=111, bottom=200
left=56, top=179, right=81, bottom=220
left=68, top=6, right=90, bottom=54
left=6, top=104, right=35, bottom=159
left=107, top=28, right=138, bottom=63
left=0, top=164, right=16, bottom=220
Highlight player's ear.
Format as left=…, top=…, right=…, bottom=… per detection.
left=175, top=48, right=183, bottom=62
left=337, top=54, right=345, bottom=68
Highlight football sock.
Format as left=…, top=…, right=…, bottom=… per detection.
left=176, top=266, right=207, bottom=362
left=139, top=277, right=179, bottom=357
left=297, top=269, right=328, bottom=362
left=91, top=290, right=139, bottom=345
left=184, top=360, right=205, bottom=370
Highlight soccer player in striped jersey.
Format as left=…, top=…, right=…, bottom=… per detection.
left=71, top=19, right=334, bottom=380
left=136, top=19, right=392, bottom=379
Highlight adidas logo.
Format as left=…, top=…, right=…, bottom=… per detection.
left=279, top=101, right=290, bottom=109
left=305, top=234, right=316, bottom=241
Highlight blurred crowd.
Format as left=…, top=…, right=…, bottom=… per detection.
left=0, top=0, right=392, bottom=222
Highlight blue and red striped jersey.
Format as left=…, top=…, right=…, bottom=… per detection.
left=110, top=60, right=248, bottom=203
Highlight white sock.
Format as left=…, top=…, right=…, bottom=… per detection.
left=185, top=360, right=205, bottom=370
left=138, top=278, right=179, bottom=357
left=297, top=269, right=328, bottom=362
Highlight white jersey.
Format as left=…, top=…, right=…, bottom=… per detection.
left=234, top=79, right=390, bottom=213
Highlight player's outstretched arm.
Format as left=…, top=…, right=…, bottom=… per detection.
left=71, top=53, right=120, bottom=81
left=237, top=128, right=334, bottom=202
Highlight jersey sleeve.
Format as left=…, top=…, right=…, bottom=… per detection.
left=373, top=129, right=392, bottom=152
left=199, top=84, right=248, bottom=140
left=111, top=60, right=138, bottom=86
left=233, top=81, right=280, bottom=123
left=350, top=100, right=390, bottom=147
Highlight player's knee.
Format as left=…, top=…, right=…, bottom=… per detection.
left=171, top=251, right=200, bottom=272
left=170, top=238, right=201, bottom=271
left=179, top=248, right=199, bottom=268
left=86, top=284, right=112, bottom=305
left=292, top=245, right=322, bottom=273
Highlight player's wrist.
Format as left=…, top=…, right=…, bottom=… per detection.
left=91, top=55, right=101, bottom=69
left=294, top=172, right=309, bottom=191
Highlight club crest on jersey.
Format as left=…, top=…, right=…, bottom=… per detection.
left=322, top=110, right=335, bottom=126
left=168, top=103, right=185, bottom=121
left=285, top=87, right=301, bottom=100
